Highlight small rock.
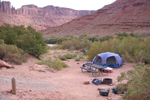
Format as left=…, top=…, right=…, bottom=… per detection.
left=106, top=97, right=112, bottom=100
left=83, top=81, right=90, bottom=85
left=46, top=68, right=55, bottom=73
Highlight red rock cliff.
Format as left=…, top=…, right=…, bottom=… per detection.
left=0, top=1, right=95, bottom=30
left=41, top=0, right=150, bottom=36
left=0, top=0, right=11, bottom=13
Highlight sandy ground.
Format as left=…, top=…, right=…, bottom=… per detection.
left=0, top=54, right=134, bottom=100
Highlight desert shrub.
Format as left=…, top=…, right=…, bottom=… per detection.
left=64, top=53, right=73, bottom=59
left=78, top=34, right=114, bottom=42
left=0, top=39, right=4, bottom=44
left=88, top=36, right=99, bottom=42
left=116, top=32, right=129, bottom=40
left=119, top=37, right=150, bottom=63
left=0, top=43, right=28, bottom=64
left=60, top=38, right=92, bottom=50
left=100, top=35, right=114, bottom=42
left=87, top=36, right=150, bottom=63
left=129, top=32, right=136, bottom=37
left=75, top=55, right=84, bottom=61
left=86, top=41, right=101, bottom=61
left=79, top=55, right=84, bottom=59
left=44, top=36, right=67, bottom=44
left=75, top=57, right=80, bottom=61
left=114, top=83, right=127, bottom=94
left=78, top=34, right=99, bottom=42
left=64, top=53, right=80, bottom=60
left=0, top=24, right=47, bottom=58
left=74, top=54, right=84, bottom=61
left=79, top=34, right=89, bottom=39
left=72, top=54, right=77, bottom=58
left=117, top=63, right=150, bottom=100
left=52, top=58, right=69, bottom=70
left=39, top=57, right=69, bottom=70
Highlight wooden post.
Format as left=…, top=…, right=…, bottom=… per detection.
left=11, top=77, right=16, bottom=95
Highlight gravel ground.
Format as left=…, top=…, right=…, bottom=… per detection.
left=0, top=75, right=56, bottom=92
left=0, top=93, right=9, bottom=100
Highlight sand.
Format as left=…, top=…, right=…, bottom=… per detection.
left=0, top=54, right=134, bottom=100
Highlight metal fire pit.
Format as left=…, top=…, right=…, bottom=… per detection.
left=103, top=78, right=112, bottom=84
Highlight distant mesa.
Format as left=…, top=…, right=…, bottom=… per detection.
left=0, top=0, right=95, bottom=30
left=1, top=0, right=150, bottom=37
left=22, top=4, right=38, bottom=8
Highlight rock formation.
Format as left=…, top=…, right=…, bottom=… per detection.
left=0, top=0, right=11, bottom=13
left=41, top=0, right=150, bottom=36
left=0, top=60, right=12, bottom=68
left=0, top=0, right=95, bottom=30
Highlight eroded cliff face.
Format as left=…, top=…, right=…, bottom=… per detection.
left=16, top=5, right=94, bottom=16
left=0, top=1, right=95, bottom=30
left=0, top=0, right=11, bottom=13
left=41, top=0, right=150, bottom=36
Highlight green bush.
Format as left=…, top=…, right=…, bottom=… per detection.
left=87, top=36, right=150, bottom=64
left=117, top=63, right=150, bottom=100
left=79, top=55, right=84, bottom=59
left=64, top=53, right=78, bottom=59
left=114, top=83, right=127, bottom=94
left=64, top=53, right=73, bottom=59
left=116, top=32, right=129, bottom=40
left=75, top=54, right=84, bottom=61
left=44, top=36, right=68, bottom=44
left=0, top=39, right=4, bottom=44
left=39, top=57, right=69, bottom=70
left=75, top=57, right=80, bottom=61
left=100, top=35, right=113, bottom=41
left=72, top=54, right=77, bottom=58
left=0, top=24, right=47, bottom=58
left=51, top=58, right=69, bottom=70
left=0, top=43, right=28, bottom=64
left=60, top=38, right=92, bottom=50
left=86, top=41, right=102, bottom=61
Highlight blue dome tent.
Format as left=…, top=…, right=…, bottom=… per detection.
left=92, top=52, right=123, bottom=68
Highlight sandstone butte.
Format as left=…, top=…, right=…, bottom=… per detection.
left=0, top=0, right=150, bottom=37
left=0, top=0, right=95, bottom=31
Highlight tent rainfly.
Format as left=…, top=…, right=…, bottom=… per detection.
left=92, top=52, right=123, bottom=68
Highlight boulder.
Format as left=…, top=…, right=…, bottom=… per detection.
left=29, top=64, right=44, bottom=71
left=0, top=60, right=12, bottom=68
left=29, top=64, right=55, bottom=73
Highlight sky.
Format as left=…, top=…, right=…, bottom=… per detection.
left=1, top=0, right=116, bottom=10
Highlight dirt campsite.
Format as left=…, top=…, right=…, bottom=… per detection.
left=0, top=50, right=134, bottom=100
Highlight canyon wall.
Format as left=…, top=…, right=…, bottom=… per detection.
left=0, top=1, right=95, bottom=30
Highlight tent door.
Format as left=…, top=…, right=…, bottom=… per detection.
left=94, top=56, right=102, bottom=63
left=106, top=56, right=116, bottom=64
